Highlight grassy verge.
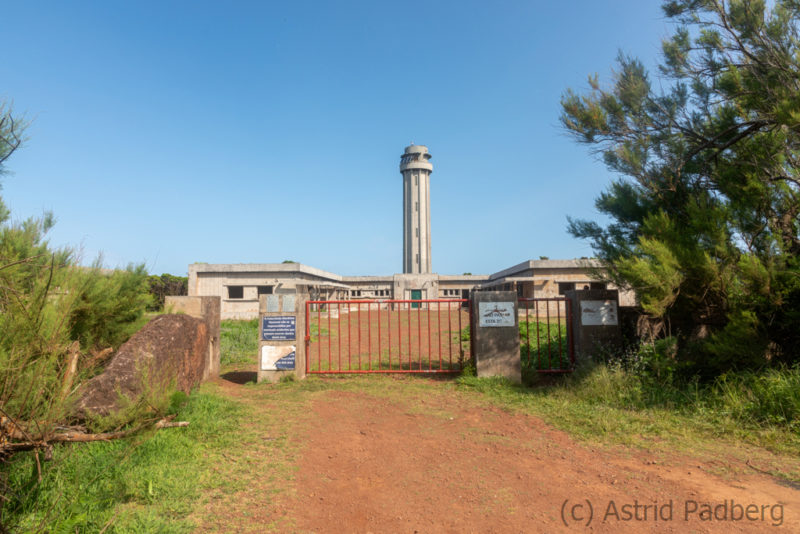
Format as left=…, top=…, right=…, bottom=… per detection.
left=2, top=390, right=247, bottom=533
left=7, top=317, right=798, bottom=531
left=456, top=363, right=800, bottom=481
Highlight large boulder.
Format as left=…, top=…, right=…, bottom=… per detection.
left=75, top=314, right=210, bottom=418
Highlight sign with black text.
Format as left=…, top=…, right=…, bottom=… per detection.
left=478, top=302, right=515, bottom=327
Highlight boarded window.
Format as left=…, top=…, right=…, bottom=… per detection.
left=227, top=286, right=244, bottom=299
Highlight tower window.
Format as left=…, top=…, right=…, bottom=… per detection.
left=415, top=201, right=419, bottom=212
left=415, top=175, right=418, bottom=185
left=415, top=228, right=419, bottom=237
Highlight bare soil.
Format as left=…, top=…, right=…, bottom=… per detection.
left=201, top=376, right=799, bottom=533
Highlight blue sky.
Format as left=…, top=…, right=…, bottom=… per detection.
left=2, top=1, right=671, bottom=276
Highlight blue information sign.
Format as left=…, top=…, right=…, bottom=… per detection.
left=274, top=351, right=296, bottom=370
left=261, top=316, right=296, bottom=341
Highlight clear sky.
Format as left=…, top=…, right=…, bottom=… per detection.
left=2, top=1, right=671, bottom=277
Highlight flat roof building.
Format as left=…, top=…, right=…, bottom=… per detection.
left=187, top=144, right=634, bottom=319
left=188, top=259, right=632, bottom=320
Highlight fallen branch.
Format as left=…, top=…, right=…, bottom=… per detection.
left=1, top=418, right=189, bottom=455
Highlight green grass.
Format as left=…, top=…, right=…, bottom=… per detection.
left=455, top=363, right=800, bottom=481
left=220, top=319, right=259, bottom=365
left=518, top=320, right=571, bottom=376
left=1, top=390, right=247, bottom=533
left=7, top=319, right=799, bottom=531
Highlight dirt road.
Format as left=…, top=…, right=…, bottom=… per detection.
left=198, top=376, right=799, bottom=533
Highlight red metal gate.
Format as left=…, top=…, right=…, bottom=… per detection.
left=518, top=297, right=575, bottom=373
left=305, top=299, right=471, bottom=374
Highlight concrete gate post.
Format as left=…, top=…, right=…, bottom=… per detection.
left=257, top=288, right=308, bottom=383
left=564, top=289, right=622, bottom=362
left=470, top=291, right=521, bottom=383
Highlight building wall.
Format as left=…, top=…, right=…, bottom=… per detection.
left=342, top=276, right=394, bottom=299
left=188, top=260, right=636, bottom=320
left=483, top=261, right=636, bottom=306
left=189, top=263, right=344, bottom=320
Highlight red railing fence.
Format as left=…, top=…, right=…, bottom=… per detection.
left=518, top=297, right=575, bottom=373
left=305, top=299, right=471, bottom=374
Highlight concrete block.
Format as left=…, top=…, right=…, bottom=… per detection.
left=470, top=291, right=521, bottom=383
left=257, top=290, right=308, bottom=383
left=564, top=289, right=622, bottom=361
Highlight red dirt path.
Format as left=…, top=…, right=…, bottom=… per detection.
left=285, top=389, right=799, bottom=533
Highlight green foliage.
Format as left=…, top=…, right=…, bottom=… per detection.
left=146, top=273, right=187, bottom=311
left=457, top=360, right=800, bottom=458
left=0, top=102, right=153, bottom=434
left=459, top=325, right=470, bottom=342
left=459, top=359, right=476, bottom=377
left=1, top=392, right=245, bottom=532
left=519, top=320, right=571, bottom=378
left=69, top=263, right=152, bottom=350
left=562, top=1, right=800, bottom=375
left=712, top=368, right=800, bottom=428
left=219, top=319, right=259, bottom=366
left=565, top=342, right=800, bottom=431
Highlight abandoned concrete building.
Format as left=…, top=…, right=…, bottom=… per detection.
left=187, top=144, right=634, bottom=319
left=187, top=259, right=634, bottom=320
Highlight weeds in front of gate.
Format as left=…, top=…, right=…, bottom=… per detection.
left=221, top=319, right=260, bottom=365
left=519, top=320, right=571, bottom=378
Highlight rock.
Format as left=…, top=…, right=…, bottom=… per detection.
left=75, top=314, right=210, bottom=418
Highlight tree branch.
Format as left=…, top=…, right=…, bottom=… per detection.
left=1, top=418, right=189, bottom=456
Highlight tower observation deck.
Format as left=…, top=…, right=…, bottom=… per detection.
left=399, top=144, right=433, bottom=274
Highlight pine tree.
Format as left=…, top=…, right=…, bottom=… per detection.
left=561, top=0, right=800, bottom=375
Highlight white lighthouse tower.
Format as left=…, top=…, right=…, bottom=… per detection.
left=399, top=144, right=433, bottom=274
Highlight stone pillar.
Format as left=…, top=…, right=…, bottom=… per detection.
left=257, top=288, right=308, bottom=383
left=564, top=289, right=622, bottom=361
left=165, top=296, right=221, bottom=379
left=470, top=291, right=521, bottom=383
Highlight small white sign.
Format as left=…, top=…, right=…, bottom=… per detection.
left=261, top=344, right=296, bottom=370
left=478, top=302, right=515, bottom=327
left=581, top=300, right=618, bottom=326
